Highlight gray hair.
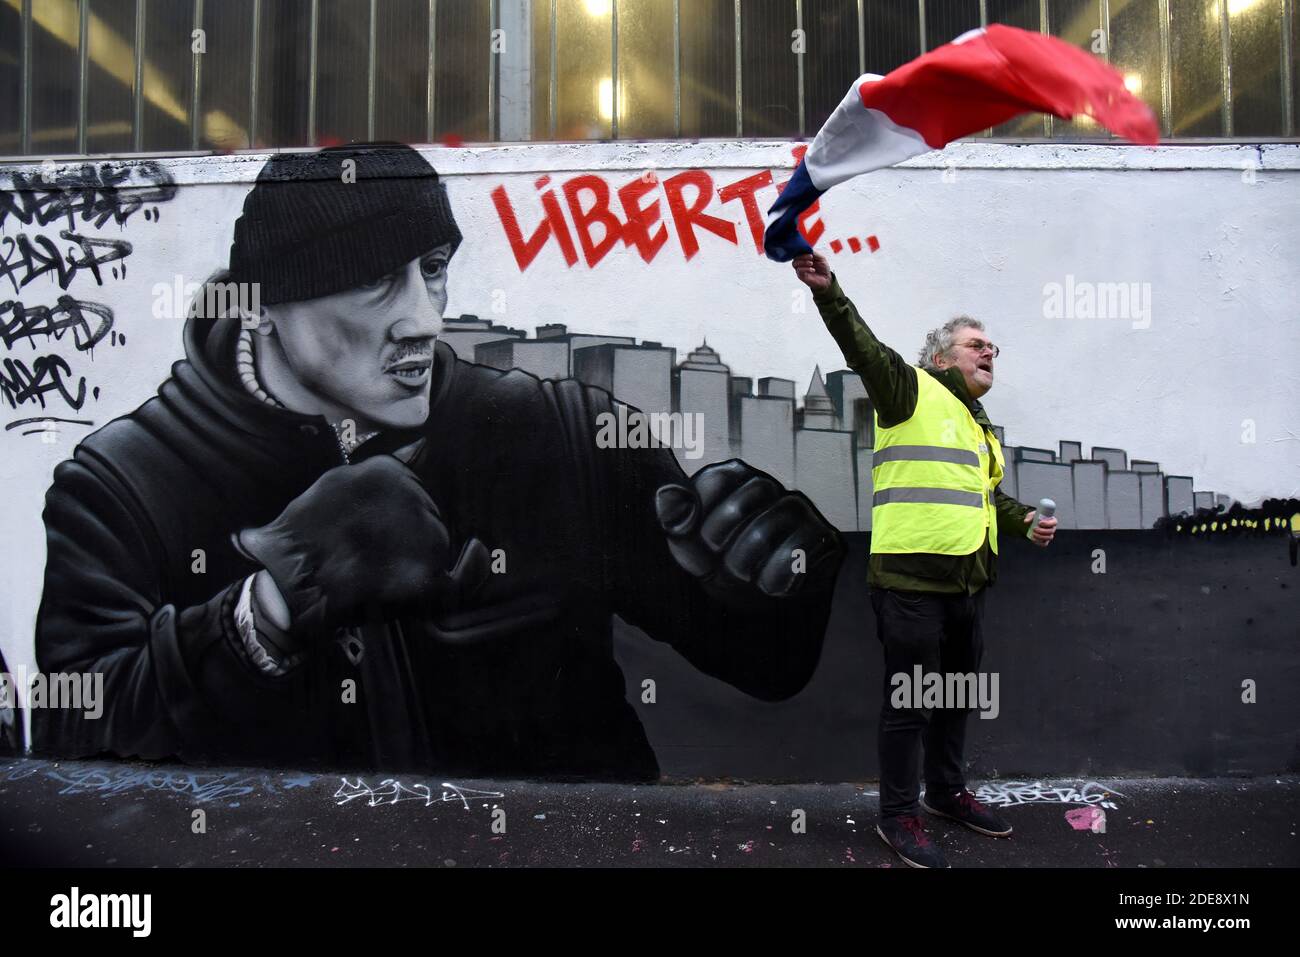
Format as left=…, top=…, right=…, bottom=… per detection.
left=918, top=315, right=984, bottom=371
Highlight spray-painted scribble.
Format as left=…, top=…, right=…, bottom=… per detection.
left=0, top=162, right=176, bottom=425
left=0, top=760, right=312, bottom=803
left=1, top=296, right=116, bottom=412
left=335, top=778, right=505, bottom=811
left=0, top=354, right=89, bottom=411
left=0, top=161, right=177, bottom=230
left=2, top=295, right=114, bottom=351
left=0, top=230, right=133, bottom=293
left=973, top=780, right=1124, bottom=810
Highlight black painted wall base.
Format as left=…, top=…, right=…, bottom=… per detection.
left=614, top=531, right=1300, bottom=781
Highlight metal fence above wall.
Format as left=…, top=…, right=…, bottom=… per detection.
left=1, top=0, right=1295, bottom=158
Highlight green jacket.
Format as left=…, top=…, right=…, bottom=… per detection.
left=814, top=274, right=1033, bottom=595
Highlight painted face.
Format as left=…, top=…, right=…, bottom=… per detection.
left=266, top=243, right=452, bottom=431
left=944, top=328, right=996, bottom=398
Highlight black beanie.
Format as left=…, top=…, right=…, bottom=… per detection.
left=227, top=142, right=463, bottom=305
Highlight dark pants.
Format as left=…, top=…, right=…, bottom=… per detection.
left=871, top=587, right=986, bottom=819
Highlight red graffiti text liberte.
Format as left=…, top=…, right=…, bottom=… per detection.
left=491, top=147, right=827, bottom=270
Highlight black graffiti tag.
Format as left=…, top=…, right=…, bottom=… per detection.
left=0, top=230, right=132, bottom=294
left=0, top=161, right=177, bottom=231
left=0, top=354, right=87, bottom=411
left=0, top=293, right=112, bottom=417
left=1, top=160, right=175, bottom=423
left=1, top=296, right=114, bottom=352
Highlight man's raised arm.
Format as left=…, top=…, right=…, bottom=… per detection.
left=793, top=253, right=918, bottom=428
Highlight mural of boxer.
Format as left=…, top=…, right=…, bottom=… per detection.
left=30, top=143, right=845, bottom=781
left=0, top=648, right=21, bottom=757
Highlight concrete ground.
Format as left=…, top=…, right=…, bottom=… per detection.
left=1, top=757, right=1296, bottom=868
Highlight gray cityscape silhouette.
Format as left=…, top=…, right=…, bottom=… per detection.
left=443, top=315, right=1229, bottom=532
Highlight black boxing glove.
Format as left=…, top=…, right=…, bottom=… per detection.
left=655, top=459, right=844, bottom=601
left=233, top=455, right=489, bottom=644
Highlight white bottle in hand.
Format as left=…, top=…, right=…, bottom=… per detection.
left=1029, top=498, right=1056, bottom=536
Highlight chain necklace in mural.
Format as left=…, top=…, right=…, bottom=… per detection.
left=237, top=328, right=377, bottom=463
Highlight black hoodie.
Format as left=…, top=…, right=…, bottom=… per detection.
left=32, top=311, right=837, bottom=780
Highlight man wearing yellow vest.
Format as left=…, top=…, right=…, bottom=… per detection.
left=794, top=252, right=1057, bottom=868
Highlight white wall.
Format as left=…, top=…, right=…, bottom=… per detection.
left=2, top=140, right=1298, bottom=712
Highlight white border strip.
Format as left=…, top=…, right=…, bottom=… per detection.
left=1, top=141, right=1297, bottom=187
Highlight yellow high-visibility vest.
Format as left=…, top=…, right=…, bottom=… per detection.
left=871, top=367, right=1005, bottom=555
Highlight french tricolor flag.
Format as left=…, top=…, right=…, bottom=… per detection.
left=764, top=24, right=1160, bottom=262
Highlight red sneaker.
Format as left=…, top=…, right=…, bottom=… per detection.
left=876, top=814, right=951, bottom=868
left=921, top=788, right=1013, bottom=837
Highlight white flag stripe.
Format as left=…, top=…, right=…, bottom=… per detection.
left=803, top=76, right=932, bottom=193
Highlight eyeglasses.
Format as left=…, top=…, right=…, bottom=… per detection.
left=956, top=338, right=1000, bottom=358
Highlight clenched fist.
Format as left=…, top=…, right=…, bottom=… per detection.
left=235, top=455, right=490, bottom=639
left=655, top=460, right=844, bottom=599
